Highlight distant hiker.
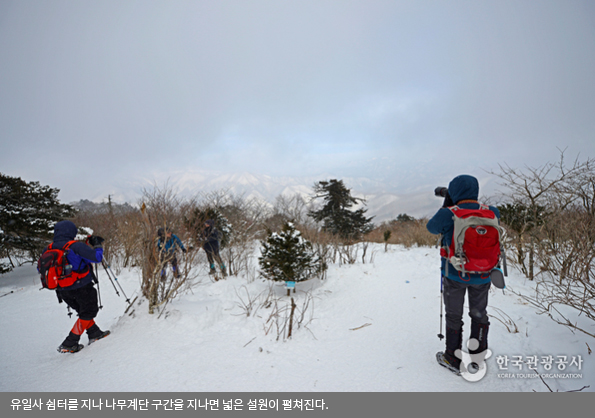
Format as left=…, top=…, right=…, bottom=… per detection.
left=157, top=227, right=187, bottom=279
left=200, top=219, right=227, bottom=277
left=427, top=175, right=502, bottom=375
left=40, top=220, right=110, bottom=353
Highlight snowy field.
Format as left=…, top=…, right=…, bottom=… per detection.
left=1, top=244, right=593, bottom=393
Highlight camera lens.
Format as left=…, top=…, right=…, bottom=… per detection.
left=434, top=187, right=448, bottom=197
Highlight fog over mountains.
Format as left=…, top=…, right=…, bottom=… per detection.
left=83, top=166, right=467, bottom=222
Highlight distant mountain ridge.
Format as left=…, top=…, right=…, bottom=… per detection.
left=85, top=169, right=441, bottom=222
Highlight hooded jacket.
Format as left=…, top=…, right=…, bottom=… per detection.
left=201, top=220, right=221, bottom=253
left=48, top=220, right=103, bottom=290
left=157, top=233, right=186, bottom=255
left=426, top=175, right=500, bottom=285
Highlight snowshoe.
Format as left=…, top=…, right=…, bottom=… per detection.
left=88, top=330, right=111, bottom=345
left=58, top=343, right=84, bottom=354
left=208, top=267, right=217, bottom=275
left=436, top=351, right=461, bottom=376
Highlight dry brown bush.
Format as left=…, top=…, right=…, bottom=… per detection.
left=201, top=191, right=268, bottom=278
left=366, top=218, right=436, bottom=248
left=71, top=201, right=142, bottom=271
left=136, top=185, right=204, bottom=315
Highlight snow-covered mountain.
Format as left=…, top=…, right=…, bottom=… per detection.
left=92, top=169, right=442, bottom=222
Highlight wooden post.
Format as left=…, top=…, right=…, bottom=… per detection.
left=287, top=297, right=297, bottom=339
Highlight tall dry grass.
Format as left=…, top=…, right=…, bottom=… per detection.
left=366, top=218, right=436, bottom=248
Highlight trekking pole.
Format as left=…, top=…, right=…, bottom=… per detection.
left=101, top=260, right=121, bottom=297
left=438, top=273, right=444, bottom=341
left=102, top=260, right=131, bottom=303
left=95, top=264, right=103, bottom=310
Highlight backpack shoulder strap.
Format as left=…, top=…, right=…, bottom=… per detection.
left=63, top=240, right=78, bottom=250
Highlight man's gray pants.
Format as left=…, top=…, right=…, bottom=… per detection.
left=443, top=277, right=491, bottom=331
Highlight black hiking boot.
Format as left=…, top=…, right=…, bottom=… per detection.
left=86, top=323, right=111, bottom=345
left=58, top=343, right=84, bottom=353
left=437, top=327, right=463, bottom=375
left=88, top=330, right=111, bottom=345
left=58, top=331, right=83, bottom=353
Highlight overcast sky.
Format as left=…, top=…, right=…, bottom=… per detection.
left=1, top=0, right=594, bottom=204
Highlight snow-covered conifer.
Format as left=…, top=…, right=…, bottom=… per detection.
left=259, top=222, right=320, bottom=284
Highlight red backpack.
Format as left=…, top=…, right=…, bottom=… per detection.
left=440, top=205, right=504, bottom=276
left=38, top=241, right=87, bottom=289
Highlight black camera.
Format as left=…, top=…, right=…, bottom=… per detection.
left=434, top=187, right=448, bottom=198
left=434, top=187, right=454, bottom=208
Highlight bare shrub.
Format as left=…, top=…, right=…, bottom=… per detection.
left=367, top=218, right=436, bottom=248
left=488, top=306, right=519, bottom=334
left=492, top=151, right=595, bottom=338
left=263, top=290, right=316, bottom=341
left=262, top=194, right=313, bottom=233
left=217, top=194, right=267, bottom=277
left=234, top=285, right=268, bottom=318
left=299, top=227, right=332, bottom=280
left=183, top=190, right=266, bottom=278
left=114, top=210, right=145, bottom=270
left=137, top=184, right=202, bottom=315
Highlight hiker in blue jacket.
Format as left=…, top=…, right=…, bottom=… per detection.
left=44, top=220, right=110, bottom=353
left=427, top=174, right=500, bottom=375
left=157, top=227, right=187, bottom=279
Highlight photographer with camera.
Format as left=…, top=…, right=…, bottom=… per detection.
left=427, top=175, right=500, bottom=375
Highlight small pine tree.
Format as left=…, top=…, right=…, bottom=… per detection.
left=259, top=222, right=320, bottom=285
left=383, top=230, right=391, bottom=252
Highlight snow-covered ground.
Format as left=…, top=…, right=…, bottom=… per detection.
left=1, top=244, right=593, bottom=392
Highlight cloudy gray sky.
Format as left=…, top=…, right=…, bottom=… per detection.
left=1, top=0, right=594, bottom=205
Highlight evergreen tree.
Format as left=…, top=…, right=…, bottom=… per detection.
left=395, top=213, right=415, bottom=223
left=497, top=202, right=547, bottom=279
left=498, top=202, right=546, bottom=233
left=0, top=173, right=75, bottom=273
left=259, top=222, right=320, bottom=284
left=184, top=206, right=232, bottom=249
left=308, top=179, right=374, bottom=241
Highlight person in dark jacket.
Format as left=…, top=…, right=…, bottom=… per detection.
left=426, top=174, right=500, bottom=375
left=157, top=227, right=186, bottom=279
left=200, top=219, right=227, bottom=277
left=46, top=220, right=110, bottom=353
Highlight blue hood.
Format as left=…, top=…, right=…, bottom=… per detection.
left=53, top=220, right=78, bottom=242
left=448, top=175, right=479, bottom=204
